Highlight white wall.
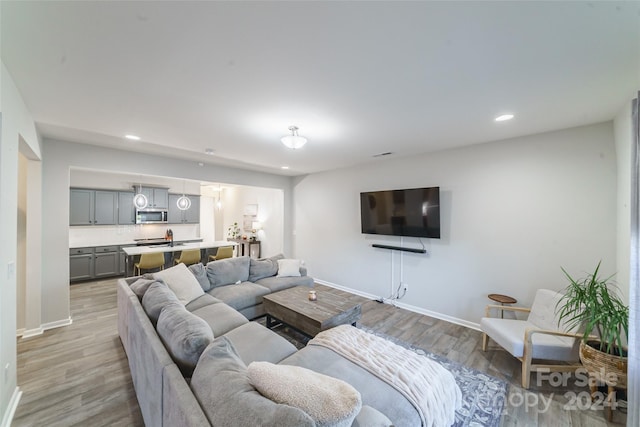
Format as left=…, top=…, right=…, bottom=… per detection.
left=614, top=100, right=634, bottom=303
left=294, top=122, right=618, bottom=327
left=0, top=62, right=42, bottom=426
left=222, top=185, right=285, bottom=258
left=41, top=139, right=293, bottom=326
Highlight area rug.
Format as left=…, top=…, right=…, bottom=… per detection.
left=358, top=326, right=508, bottom=427
left=260, top=319, right=508, bottom=427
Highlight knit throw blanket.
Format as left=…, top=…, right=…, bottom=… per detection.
left=309, top=325, right=462, bottom=427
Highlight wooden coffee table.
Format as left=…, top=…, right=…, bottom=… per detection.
left=263, top=286, right=362, bottom=337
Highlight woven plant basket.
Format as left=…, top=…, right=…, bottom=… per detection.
left=579, top=341, right=627, bottom=388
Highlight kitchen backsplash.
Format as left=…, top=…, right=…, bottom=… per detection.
left=69, top=223, right=203, bottom=247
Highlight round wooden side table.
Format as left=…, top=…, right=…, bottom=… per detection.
left=488, top=293, right=517, bottom=318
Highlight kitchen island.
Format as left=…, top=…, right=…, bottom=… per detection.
left=122, top=240, right=237, bottom=277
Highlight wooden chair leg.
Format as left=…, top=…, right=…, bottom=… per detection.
left=482, top=333, right=488, bottom=351
left=521, top=359, right=531, bottom=389
left=522, top=335, right=533, bottom=389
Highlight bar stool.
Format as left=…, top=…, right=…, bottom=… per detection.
left=134, top=252, right=165, bottom=275
left=174, top=249, right=201, bottom=266
left=209, top=246, right=234, bottom=262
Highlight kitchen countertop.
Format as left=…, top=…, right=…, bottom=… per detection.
left=121, top=240, right=237, bottom=256
left=70, top=238, right=203, bottom=248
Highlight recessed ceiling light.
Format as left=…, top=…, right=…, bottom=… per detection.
left=495, top=114, right=514, bottom=122
left=281, top=166, right=290, bottom=170
left=125, top=134, right=141, bottom=140
left=197, top=162, right=204, bottom=167
left=205, top=148, right=215, bottom=155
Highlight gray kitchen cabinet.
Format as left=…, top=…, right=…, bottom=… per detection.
left=69, top=247, right=94, bottom=281
left=94, top=191, right=117, bottom=225
left=118, top=192, right=136, bottom=224
left=70, top=189, right=94, bottom=225
left=141, top=187, right=169, bottom=209
left=168, top=194, right=200, bottom=224
left=94, top=245, right=119, bottom=278
left=183, top=195, right=200, bottom=224
left=70, top=188, right=117, bottom=226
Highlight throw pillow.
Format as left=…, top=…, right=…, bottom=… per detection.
left=248, top=258, right=278, bottom=282
left=206, top=256, right=250, bottom=288
left=157, top=302, right=214, bottom=377
left=188, top=263, right=211, bottom=292
left=248, top=361, right=362, bottom=427
left=153, top=262, right=204, bottom=305
left=276, top=259, right=302, bottom=277
left=141, top=281, right=181, bottom=326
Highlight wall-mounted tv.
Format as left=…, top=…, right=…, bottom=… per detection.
left=360, top=187, right=440, bottom=239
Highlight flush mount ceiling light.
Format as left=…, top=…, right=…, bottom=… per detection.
left=281, top=126, right=307, bottom=149
left=495, top=114, right=514, bottom=122
left=125, top=134, right=141, bottom=141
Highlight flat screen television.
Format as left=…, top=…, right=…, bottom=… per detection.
left=360, top=187, right=440, bottom=239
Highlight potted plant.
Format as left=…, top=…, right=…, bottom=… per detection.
left=555, top=261, right=629, bottom=390
left=227, top=222, right=240, bottom=240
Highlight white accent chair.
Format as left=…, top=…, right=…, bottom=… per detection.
left=480, top=289, right=585, bottom=389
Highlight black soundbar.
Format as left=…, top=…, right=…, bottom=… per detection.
left=371, top=244, right=426, bottom=254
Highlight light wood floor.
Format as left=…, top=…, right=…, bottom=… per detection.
left=13, top=279, right=626, bottom=426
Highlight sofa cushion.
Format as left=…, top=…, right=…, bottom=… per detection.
left=154, top=262, right=204, bottom=305
left=208, top=282, right=270, bottom=312
left=188, top=263, right=211, bottom=292
left=255, top=275, right=314, bottom=293
left=277, top=259, right=303, bottom=277
left=185, top=293, right=222, bottom=312
left=248, top=254, right=284, bottom=282
left=191, top=338, right=315, bottom=427
left=248, top=361, right=362, bottom=427
left=352, top=406, right=393, bottom=427
left=206, top=256, right=250, bottom=288
left=221, top=322, right=297, bottom=365
left=142, top=282, right=181, bottom=326
left=157, top=302, right=214, bottom=377
left=191, top=303, right=249, bottom=337
left=129, top=277, right=157, bottom=300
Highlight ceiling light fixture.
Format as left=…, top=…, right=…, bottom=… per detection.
left=125, top=134, right=141, bottom=141
left=495, top=114, right=514, bottom=122
left=176, top=180, right=191, bottom=211
left=281, top=126, right=307, bottom=149
left=281, top=166, right=290, bottom=170
left=205, top=148, right=215, bottom=155
left=133, top=182, right=148, bottom=209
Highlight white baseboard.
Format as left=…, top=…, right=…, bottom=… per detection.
left=41, top=317, right=73, bottom=331
left=315, top=279, right=481, bottom=332
left=21, top=327, right=44, bottom=339
left=18, top=317, right=73, bottom=339
left=1, top=387, right=22, bottom=427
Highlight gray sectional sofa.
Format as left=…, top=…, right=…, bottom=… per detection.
left=117, top=254, right=424, bottom=426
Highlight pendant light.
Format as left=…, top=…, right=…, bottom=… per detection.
left=216, top=183, right=222, bottom=210
left=177, top=181, right=191, bottom=211
left=133, top=183, right=148, bottom=209
left=281, top=125, right=307, bottom=149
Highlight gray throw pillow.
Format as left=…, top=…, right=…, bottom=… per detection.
left=248, top=254, right=285, bottom=282
left=206, top=256, right=250, bottom=288
left=190, top=338, right=315, bottom=426
left=188, top=263, right=211, bottom=291
left=157, top=302, right=214, bottom=377
left=141, top=281, right=180, bottom=326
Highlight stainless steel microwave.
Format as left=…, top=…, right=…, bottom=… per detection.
left=135, top=208, right=168, bottom=224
